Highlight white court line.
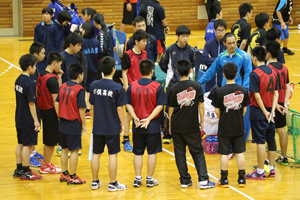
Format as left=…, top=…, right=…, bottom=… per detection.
left=289, top=31, right=300, bottom=33
left=162, top=147, right=255, bottom=200
left=0, top=57, right=22, bottom=71
left=288, top=48, right=300, bottom=51
left=292, top=74, right=300, bottom=76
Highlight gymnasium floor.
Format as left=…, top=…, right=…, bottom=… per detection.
left=0, top=29, right=300, bottom=200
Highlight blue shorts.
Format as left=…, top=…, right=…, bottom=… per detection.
left=86, top=76, right=96, bottom=93
left=273, top=24, right=289, bottom=40
left=17, top=128, right=38, bottom=146
left=133, top=132, right=162, bottom=155
left=93, top=134, right=120, bottom=155
left=60, top=133, right=82, bottom=151
left=250, top=119, right=275, bottom=144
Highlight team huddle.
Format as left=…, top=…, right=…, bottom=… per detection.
left=13, top=0, right=293, bottom=192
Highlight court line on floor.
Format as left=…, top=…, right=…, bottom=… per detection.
left=162, top=148, right=255, bottom=200
left=0, top=57, right=21, bottom=71
left=288, top=48, right=300, bottom=51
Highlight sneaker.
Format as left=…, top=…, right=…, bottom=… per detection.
left=199, top=181, right=215, bottom=189
left=269, top=169, right=275, bottom=177
left=162, top=138, right=171, bottom=144
left=56, top=146, right=62, bottom=156
left=238, top=178, right=246, bottom=188
left=253, top=160, right=269, bottom=170
left=123, top=141, right=133, bottom=152
left=60, top=173, right=69, bottom=182
left=34, top=151, right=43, bottom=161
left=228, top=153, right=236, bottom=160
left=20, top=170, right=42, bottom=180
left=146, top=178, right=159, bottom=187
left=181, top=180, right=193, bottom=188
left=39, top=161, right=62, bottom=174
left=283, top=48, right=295, bottom=55
left=67, top=175, right=86, bottom=185
left=275, top=157, right=289, bottom=166
left=91, top=180, right=102, bottom=190
left=30, top=156, right=41, bottom=167
left=85, top=112, right=91, bottom=119
left=13, top=169, right=23, bottom=178
left=245, top=171, right=266, bottom=180
left=217, top=179, right=229, bottom=188
left=108, top=181, right=127, bottom=191
left=133, top=178, right=142, bottom=187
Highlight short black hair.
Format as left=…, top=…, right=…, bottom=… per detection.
left=239, top=3, right=253, bottom=18
left=68, top=63, right=83, bottom=80
left=100, top=56, right=115, bottom=76
left=223, top=62, right=238, bottom=80
left=265, top=41, right=281, bottom=59
left=210, top=5, right=222, bottom=20
left=82, top=22, right=95, bottom=39
left=29, top=42, right=45, bottom=55
left=133, top=16, right=146, bottom=26
left=63, top=32, right=84, bottom=49
left=133, top=29, right=148, bottom=42
left=214, top=19, right=227, bottom=30
left=47, top=51, right=64, bottom=65
left=223, top=32, right=236, bottom=43
left=82, top=7, right=97, bottom=19
left=255, top=13, right=269, bottom=28
left=251, top=46, right=266, bottom=62
left=139, top=59, right=155, bottom=76
left=266, top=27, right=281, bottom=41
left=176, top=25, right=191, bottom=36
left=42, top=7, right=53, bottom=15
left=19, top=54, right=38, bottom=71
left=57, top=10, right=72, bottom=25
left=176, top=59, right=192, bottom=77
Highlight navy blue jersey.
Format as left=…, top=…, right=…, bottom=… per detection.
left=89, top=79, right=127, bottom=135
left=82, top=37, right=101, bottom=75
left=46, top=21, right=71, bottom=53
left=56, top=81, right=86, bottom=134
left=34, top=21, right=53, bottom=56
left=146, top=0, right=166, bottom=40
left=15, top=74, right=37, bottom=129
left=30, top=60, right=47, bottom=84
left=60, top=51, right=80, bottom=83
left=278, top=50, right=285, bottom=64
left=126, top=78, right=167, bottom=134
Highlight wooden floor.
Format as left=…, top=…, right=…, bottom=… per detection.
left=1, top=29, right=300, bottom=200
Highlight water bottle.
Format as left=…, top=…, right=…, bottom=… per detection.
left=211, top=136, right=216, bottom=153
left=213, top=136, right=218, bottom=153
left=205, top=136, right=211, bottom=153
left=298, top=23, right=300, bottom=30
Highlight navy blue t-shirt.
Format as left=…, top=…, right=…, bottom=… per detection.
left=146, top=0, right=166, bottom=40
left=89, top=79, right=127, bottom=135
left=126, top=78, right=167, bottom=134
left=82, top=37, right=101, bottom=76
left=56, top=81, right=86, bottom=134
left=249, top=65, right=278, bottom=120
left=15, top=74, right=37, bottom=129
left=278, top=50, right=285, bottom=64
left=60, top=51, right=80, bottom=83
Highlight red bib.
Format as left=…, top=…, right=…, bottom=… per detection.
left=58, top=83, right=84, bottom=123
left=131, top=80, right=161, bottom=119
left=268, top=63, right=288, bottom=103
left=126, top=49, right=147, bottom=84
left=37, top=73, right=58, bottom=110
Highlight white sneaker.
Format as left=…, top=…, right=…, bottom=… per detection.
left=91, top=180, right=102, bottom=190
left=146, top=178, right=159, bottom=187
left=108, top=181, right=127, bottom=191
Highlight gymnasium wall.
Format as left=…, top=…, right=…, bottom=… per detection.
left=22, top=0, right=300, bottom=37
left=0, top=0, right=13, bottom=28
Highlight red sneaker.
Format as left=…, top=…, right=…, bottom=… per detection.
left=85, top=112, right=91, bottom=119
left=40, top=161, right=62, bottom=174
left=67, top=175, right=86, bottom=185
left=60, top=173, right=69, bottom=182
left=20, top=170, right=42, bottom=180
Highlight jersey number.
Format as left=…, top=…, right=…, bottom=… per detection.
left=277, top=72, right=286, bottom=90
left=266, top=77, right=274, bottom=95
left=136, top=88, right=149, bottom=107
left=61, top=87, right=72, bottom=105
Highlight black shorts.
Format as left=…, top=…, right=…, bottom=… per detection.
left=40, top=108, right=60, bottom=146
left=218, top=135, right=245, bottom=155
left=17, top=128, right=38, bottom=146
left=274, top=104, right=286, bottom=128
left=122, top=3, right=137, bottom=25
left=251, top=119, right=275, bottom=144
left=86, top=76, right=96, bottom=93
left=93, top=134, right=120, bottom=155
left=133, top=132, right=162, bottom=155
left=60, top=133, right=82, bottom=151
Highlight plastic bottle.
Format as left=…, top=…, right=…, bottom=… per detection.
left=290, top=82, right=294, bottom=99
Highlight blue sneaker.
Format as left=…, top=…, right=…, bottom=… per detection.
left=199, top=181, right=215, bottom=189
left=30, top=156, right=41, bottom=167
left=123, top=141, right=133, bottom=152
left=34, top=151, right=43, bottom=161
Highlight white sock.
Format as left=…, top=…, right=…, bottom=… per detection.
left=265, top=159, right=269, bottom=164
left=257, top=168, right=264, bottom=174
left=135, top=176, right=142, bottom=179
left=199, top=180, right=208, bottom=185
left=32, top=150, right=37, bottom=155
left=268, top=165, right=274, bottom=170
left=280, top=155, right=284, bottom=159
left=30, top=154, right=34, bottom=158
left=146, top=176, right=153, bottom=179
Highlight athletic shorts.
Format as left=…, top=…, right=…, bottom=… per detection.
left=251, top=119, right=275, bottom=144
left=93, top=134, right=120, bottom=155
left=157, top=39, right=165, bottom=54
left=17, top=128, right=38, bottom=146
left=40, top=108, right=61, bottom=146
left=86, top=76, right=96, bottom=93
left=122, top=3, right=137, bottom=25
left=218, top=135, right=245, bottom=155
left=274, top=103, right=286, bottom=128
left=273, top=24, right=289, bottom=40
left=133, top=132, right=162, bottom=155
left=60, top=133, right=82, bottom=151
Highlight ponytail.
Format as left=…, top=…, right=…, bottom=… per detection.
left=93, top=13, right=107, bottom=36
